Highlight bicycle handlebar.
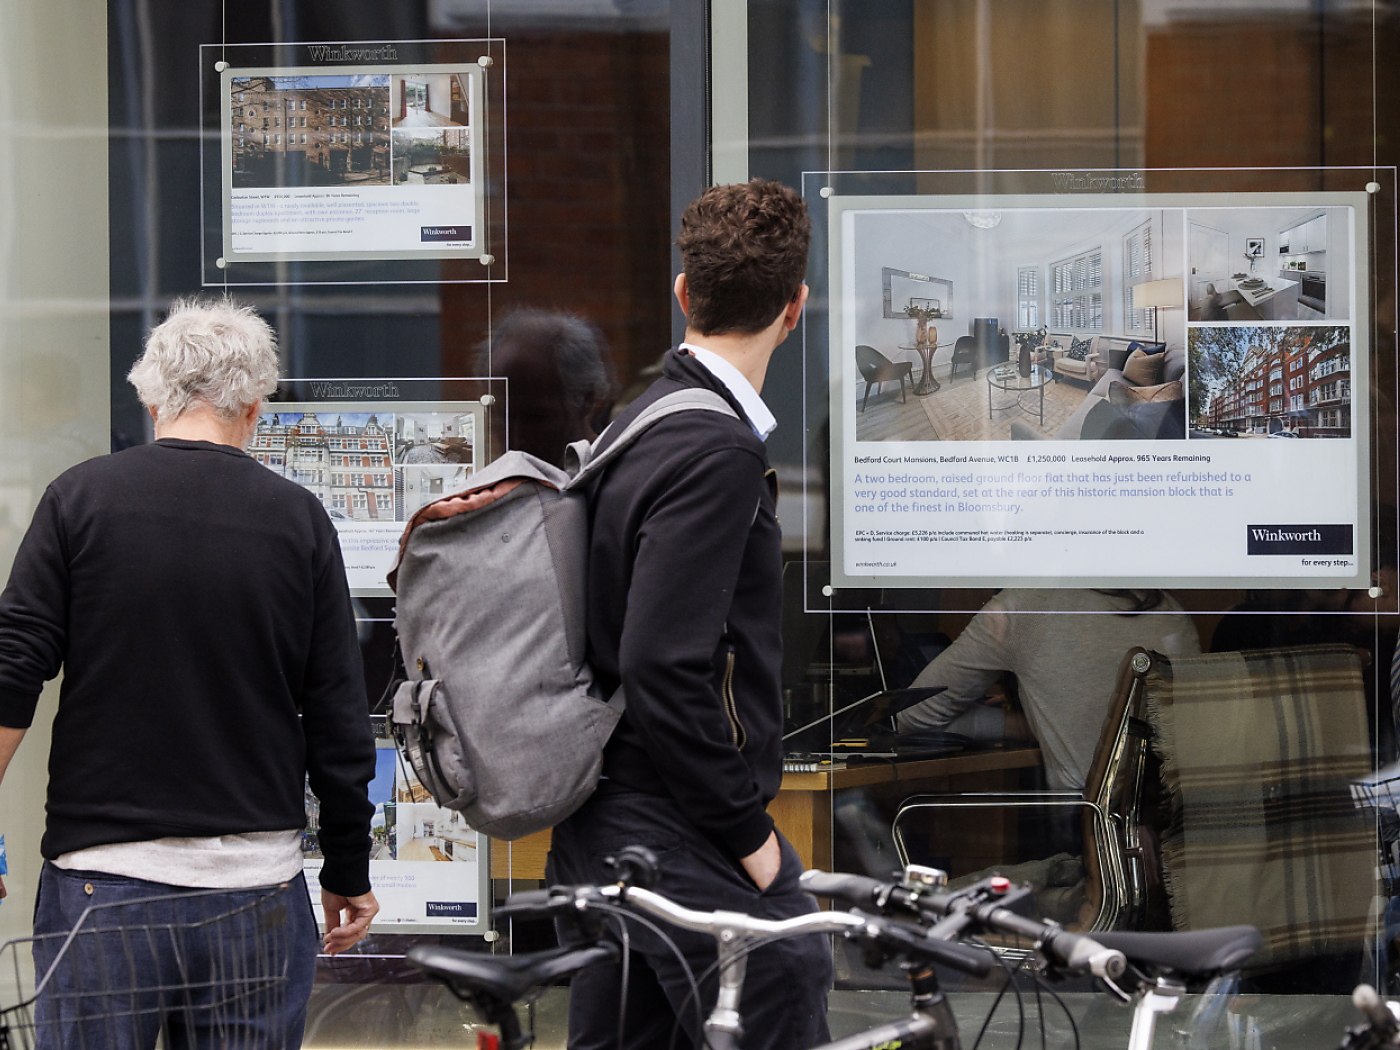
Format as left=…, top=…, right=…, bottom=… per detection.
left=605, top=884, right=867, bottom=938
left=798, top=869, right=1126, bottom=981
left=499, top=880, right=993, bottom=976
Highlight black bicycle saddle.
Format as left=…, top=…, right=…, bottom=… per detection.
left=1091, top=926, right=1262, bottom=978
left=408, top=943, right=620, bottom=1002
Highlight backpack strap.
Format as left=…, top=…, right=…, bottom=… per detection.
left=564, top=388, right=740, bottom=489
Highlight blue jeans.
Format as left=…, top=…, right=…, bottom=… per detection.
left=31, top=862, right=318, bottom=1049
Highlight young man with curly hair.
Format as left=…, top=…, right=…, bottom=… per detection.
left=547, top=179, right=831, bottom=1049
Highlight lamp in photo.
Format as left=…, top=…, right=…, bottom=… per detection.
left=1134, top=278, right=1184, bottom=345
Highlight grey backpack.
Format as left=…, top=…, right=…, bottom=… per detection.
left=387, top=388, right=738, bottom=839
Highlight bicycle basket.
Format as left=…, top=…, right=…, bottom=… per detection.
left=0, top=881, right=301, bottom=1049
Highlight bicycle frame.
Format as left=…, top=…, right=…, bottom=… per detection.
left=610, top=885, right=867, bottom=1050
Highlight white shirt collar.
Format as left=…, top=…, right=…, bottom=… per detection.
left=680, top=343, right=777, bottom=440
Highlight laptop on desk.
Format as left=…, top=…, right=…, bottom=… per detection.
left=783, top=686, right=972, bottom=767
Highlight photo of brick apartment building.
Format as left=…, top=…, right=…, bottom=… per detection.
left=249, top=411, right=395, bottom=520
left=230, top=74, right=390, bottom=187
left=1190, top=325, right=1351, bottom=438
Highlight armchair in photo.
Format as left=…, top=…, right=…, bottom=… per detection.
left=947, top=336, right=978, bottom=382
left=856, top=344, right=914, bottom=411
left=1038, top=332, right=1101, bottom=387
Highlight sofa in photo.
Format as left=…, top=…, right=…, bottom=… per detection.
left=1011, top=338, right=1186, bottom=441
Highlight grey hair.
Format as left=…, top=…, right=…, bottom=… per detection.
left=128, top=298, right=280, bottom=424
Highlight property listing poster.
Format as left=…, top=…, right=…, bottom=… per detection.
left=304, top=746, right=489, bottom=931
left=249, top=400, right=484, bottom=594
left=829, top=192, right=1370, bottom=589
left=220, top=62, right=487, bottom=262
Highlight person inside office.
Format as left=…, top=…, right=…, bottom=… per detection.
left=896, top=588, right=1201, bottom=794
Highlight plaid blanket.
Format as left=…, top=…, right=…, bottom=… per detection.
left=1146, top=645, right=1377, bottom=969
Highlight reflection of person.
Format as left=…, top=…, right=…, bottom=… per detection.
left=475, top=308, right=616, bottom=468
left=0, top=299, right=379, bottom=1047
left=548, top=180, right=831, bottom=1048
left=898, top=589, right=1202, bottom=791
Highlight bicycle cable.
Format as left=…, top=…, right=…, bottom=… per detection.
left=967, top=936, right=1029, bottom=1050
left=614, top=914, right=631, bottom=1050
left=1033, top=973, right=1082, bottom=1050
left=1032, top=954, right=1045, bottom=1050
left=665, top=933, right=780, bottom=1050
left=583, top=900, right=710, bottom=1050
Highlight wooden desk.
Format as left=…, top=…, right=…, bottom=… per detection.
left=489, top=746, right=1042, bottom=880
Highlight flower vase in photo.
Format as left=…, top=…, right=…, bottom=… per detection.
left=916, top=318, right=928, bottom=347
left=1019, top=339, right=1032, bottom=377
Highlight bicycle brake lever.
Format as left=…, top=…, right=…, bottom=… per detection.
left=1097, top=973, right=1134, bottom=1004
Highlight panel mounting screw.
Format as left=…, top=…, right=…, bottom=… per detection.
left=478, top=55, right=494, bottom=68
left=214, top=61, right=229, bottom=72
left=1367, top=181, right=1381, bottom=194
left=819, top=186, right=834, bottom=198
left=480, top=253, right=495, bottom=266
left=215, top=257, right=227, bottom=269
left=821, top=585, right=834, bottom=597
left=480, top=394, right=495, bottom=407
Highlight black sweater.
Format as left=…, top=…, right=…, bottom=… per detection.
left=0, top=439, right=375, bottom=896
left=587, top=349, right=784, bottom=860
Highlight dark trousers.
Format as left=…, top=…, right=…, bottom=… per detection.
left=547, top=786, right=833, bottom=1050
left=31, top=862, right=319, bottom=1049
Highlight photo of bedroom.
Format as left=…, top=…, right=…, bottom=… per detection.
left=847, top=207, right=1188, bottom=442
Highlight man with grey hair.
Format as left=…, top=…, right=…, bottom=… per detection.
left=0, top=298, right=378, bottom=1047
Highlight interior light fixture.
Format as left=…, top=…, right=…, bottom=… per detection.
left=962, top=211, right=1002, bottom=229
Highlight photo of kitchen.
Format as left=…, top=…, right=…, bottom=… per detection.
left=845, top=206, right=1188, bottom=443
left=393, top=803, right=478, bottom=863
left=392, top=760, right=479, bottom=863
left=1185, top=206, right=1351, bottom=322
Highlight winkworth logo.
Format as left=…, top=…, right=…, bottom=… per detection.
left=426, top=901, right=478, bottom=917
left=421, top=226, right=471, bottom=242
left=1247, top=524, right=1352, bottom=556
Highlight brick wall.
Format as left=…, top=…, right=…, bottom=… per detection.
left=439, top=29, right=671, bottom=390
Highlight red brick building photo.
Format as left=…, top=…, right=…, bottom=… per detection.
left=231, top=74, right=390, bottom=187
left=1190, top=325, right=1350, bottom=439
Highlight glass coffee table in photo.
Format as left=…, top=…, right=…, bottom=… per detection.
left=987, top=363, right=1051, bottom=426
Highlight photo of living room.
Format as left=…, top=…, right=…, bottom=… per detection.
left=846, top=207, right=1187, bottom=442
left=1185, top=207, right=1350, bottom=323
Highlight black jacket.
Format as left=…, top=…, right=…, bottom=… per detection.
left=0, top=439, right=376, bottom=896
left=586, top=348, right=783, bottom=860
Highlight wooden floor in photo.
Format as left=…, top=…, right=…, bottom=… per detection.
left=855, top=374, right=1090, bottom=442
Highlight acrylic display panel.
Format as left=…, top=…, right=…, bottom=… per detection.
left=199, top=38, right=506, bottom=287
left=797, top=167, right=1395, bottom=612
